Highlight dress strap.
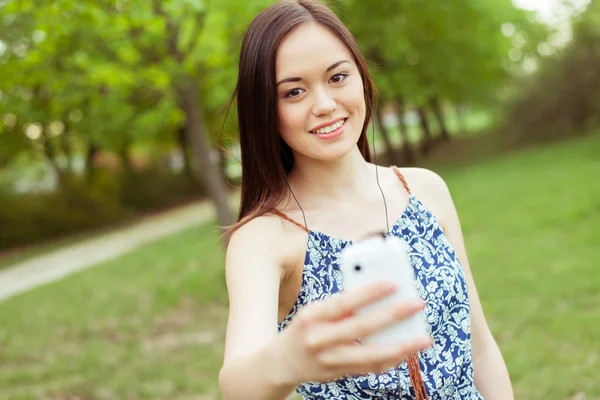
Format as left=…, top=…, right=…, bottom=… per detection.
left=270, top=209, right=310, bottom=233
left=390, top=165, right=412, bottom=195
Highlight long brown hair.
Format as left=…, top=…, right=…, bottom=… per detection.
left=222, top=0, right=376, bottom=243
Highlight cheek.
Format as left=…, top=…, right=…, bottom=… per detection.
left=347, top=80, right=366, bottom=113
left=277, top=102, right=307, bottom=138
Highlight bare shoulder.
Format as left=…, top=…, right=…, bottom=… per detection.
left=227, top=213, right=282, bottom=251
left=396, top=167, right=450, bottom=196
left=396, top=167, right=456, bottom=229
left=226, top=213, right=289, bottom=272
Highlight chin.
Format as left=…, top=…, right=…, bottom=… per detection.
left=311, top=138, right=361, bottom=162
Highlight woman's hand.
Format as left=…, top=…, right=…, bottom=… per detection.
left=271, top=281, right=433, bottom=386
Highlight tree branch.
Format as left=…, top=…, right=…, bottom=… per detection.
left=127, top=25, right=166, bottom=65
left=151, top=0, right=183, bottom=62
left=184, top=12, right=207, bottom=56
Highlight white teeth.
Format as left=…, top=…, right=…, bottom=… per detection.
left=313, top=119, right=345, bottom=134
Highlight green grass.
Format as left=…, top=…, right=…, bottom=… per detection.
left=443, top=133, right=600, bottom=399
left=0, top=133, right=599, bottom=399
left=0, top=223, right=228, bottom=400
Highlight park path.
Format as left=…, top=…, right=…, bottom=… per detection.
left=0, top=195, right=236, bottom=303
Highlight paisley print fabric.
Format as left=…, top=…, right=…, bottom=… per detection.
left=277, top=191, right=484, bottom=399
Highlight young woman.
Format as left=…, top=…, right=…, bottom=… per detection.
left=218, top=1, right=514, bottom=399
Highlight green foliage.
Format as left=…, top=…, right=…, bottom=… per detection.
left=0, top=0, right=276, bottom=232
left=501, top=2, right=600, bottom=142
left=0, top=178, right=129, bottom=249
left=0, top=0, right=549, bottom=171
left=0, top=168, right=205, bottom=251
left=0, top=0, right=269, bottom=176
left=340, top=0, right=548, bottom=107
left=117, top=168, right=203, bottom=211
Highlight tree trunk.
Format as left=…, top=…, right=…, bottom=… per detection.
left=176, top=84, right=234, bottom=228
left=158, top=4, right=232, bottom=228
left=176, top=125, right=200, bottom=186
left=118, top=144, right=133, bottom=174
left=85, top=142, right=100, bottom=182
left=429, top=97, right=450, bottom=141
left=217, top=145, right=233, bottom=186
left=373, top=105, right=399, bottom=165
left=40, top=130, right=65, bottom=188
left=60, top=121, right=74, bottom=173
left=417, top=107, right=434, bottom=155
left=394, top=98, right=415, bottom=165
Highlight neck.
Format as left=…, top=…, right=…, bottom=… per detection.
left=287, top=146, right=376, bottom=207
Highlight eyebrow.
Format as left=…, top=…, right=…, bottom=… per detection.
left=276, top=60, right=351, bottom=86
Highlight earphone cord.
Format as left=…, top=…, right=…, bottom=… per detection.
left=285, top=177, right=319, bottom=250
left=287, top=94, right=390, bottom=239
left=368, top=95, right=390, bottom=234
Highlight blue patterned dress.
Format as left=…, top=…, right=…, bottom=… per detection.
left=275, top=167, right=484, bottom=400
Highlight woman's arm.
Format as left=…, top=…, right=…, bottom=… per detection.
left=404, top=168, right=515, bottom=399
left=219, top=217, right=297, bottom=400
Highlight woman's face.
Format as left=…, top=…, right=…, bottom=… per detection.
left=275, top=23, right=366, bottom=163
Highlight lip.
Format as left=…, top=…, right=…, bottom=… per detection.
left=309, top=116, right=348, bottom=133
left=312, top=118, right=347, bottom=140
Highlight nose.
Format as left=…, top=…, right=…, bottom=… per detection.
left=311, top=87, right=336, bottom=116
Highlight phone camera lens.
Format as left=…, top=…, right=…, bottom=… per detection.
left=354, top=265, right=361, bottom=272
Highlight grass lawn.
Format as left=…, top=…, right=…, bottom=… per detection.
left=0, top=132, right=599, bottom=400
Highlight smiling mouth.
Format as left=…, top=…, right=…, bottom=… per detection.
left=310, top=118, right=347, bottom=135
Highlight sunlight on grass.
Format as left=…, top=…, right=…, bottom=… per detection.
left=0, top=133, right=598, bottom=399
left=443, top=133, right=600, bottom=399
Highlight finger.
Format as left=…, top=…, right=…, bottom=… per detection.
left=309, top=281, right=397, bottom=321
left=307, top=299, right=425, bottom=350
left=319, top=336, right=434, bottom=374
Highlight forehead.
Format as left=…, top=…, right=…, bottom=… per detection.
left=276, top=23, right=354, bottom=78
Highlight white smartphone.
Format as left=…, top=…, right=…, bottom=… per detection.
left=339, top=234, right=428, bottom=346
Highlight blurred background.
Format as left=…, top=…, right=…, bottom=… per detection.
left=0, top=0, right=598, bottom=399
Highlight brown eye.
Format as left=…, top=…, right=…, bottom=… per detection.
left=285, top=88, right=304, bottom=98
left=330, top=73, right=348, bottom=84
